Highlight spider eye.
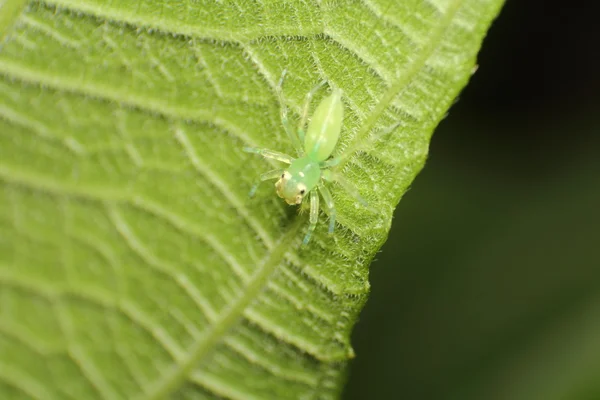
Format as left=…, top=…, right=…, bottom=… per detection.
left=281, top=173, right=286, bottom=179
left=300, top=189, right=306, bottom=195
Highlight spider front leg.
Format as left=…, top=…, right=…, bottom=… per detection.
left=243, top=147, right=294, bottom=164
left=322, top=169, right=373, bottom=211
left=303, top=190, right=320, bottom=246
left=297, top=79, right=327, bottom=144
left=276, top=69, right=304, bottom=156
left=249, top=168, right=286, bottom=197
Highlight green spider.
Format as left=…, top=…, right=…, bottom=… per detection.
left=244, top=70, right=398, bottom=245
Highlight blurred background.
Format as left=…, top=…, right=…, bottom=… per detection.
left=345, top=1, right=600, bottom=399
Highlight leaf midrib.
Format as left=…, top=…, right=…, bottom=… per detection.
left=141, top=216, right=304, bottom=400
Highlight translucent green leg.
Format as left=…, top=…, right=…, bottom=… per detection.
left=319, top=157, right=341, bottom=169
left=276, top=69, right=304, bottom=156
left=318, top=184, right=336, bottom=234
left=243, top=147, right=294, bottom=164
left=323, top=170, right=374, bottom=211
left=337, top=121, right=403, bottom=166
left=297, top=79, right=327, bottom=144
left=303, top=190, right=320, bottom=245
left=249, top=168, right=285, bottom=197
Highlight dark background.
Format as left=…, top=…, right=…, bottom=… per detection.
left=345, top=1, right=600, bottom=399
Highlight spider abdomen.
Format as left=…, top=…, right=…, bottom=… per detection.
left=304, top=88, right=343, bottom=161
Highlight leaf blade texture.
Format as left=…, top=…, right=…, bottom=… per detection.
left=0, top=0, right=503, bottom=398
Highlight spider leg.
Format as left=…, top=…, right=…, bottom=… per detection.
left=249, top=168, right=285, bottom=197
left=276, top=69, right=304, bottom=156
left=336, top=121, right=402, bottom=166
left=297, top=79, right=327, bottom=144
left=323, top=170, right=376, bottom=212
left=318, top=184, right=336, bottom=234
left=319, top=157, right=341, bottom=169
left=243, top=147, right=294, bottom=164
left=302, top=190, right=320, bottom=245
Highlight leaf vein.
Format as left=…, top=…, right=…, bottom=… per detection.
left=0, top=269, right=184, bottom=371
left=173, top=125, right=275, bottom=250
left=141, top=217, right=304, bottom=400
left=190, top=370, right=262, bottom=400
left=0, top=102, right=85, bottom=155
left=43, top=0, right=323, bottom=42
left=339, top=0, right=465, bottom=165
left=129, top=197, right=251, bottom=283
left=0, top=322, right=64, bottom=356
left=0, top=0, right=28, bottom=43
left=19, top=13, right=81, bottom=49
left=0, top=362, right=53, bottom=400
left=0, top=60, right=266, bottom=151
left=55, top=301, right=120, bottom=400
left=223, top=336, right=319, bottom=387
left=106, top=205, right=221, bottom=323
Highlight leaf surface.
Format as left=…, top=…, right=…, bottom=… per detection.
left=0, top=0, right=502, bottom=398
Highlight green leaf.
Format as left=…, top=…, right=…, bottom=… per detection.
left=0, top=1, right=503, bottom=399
